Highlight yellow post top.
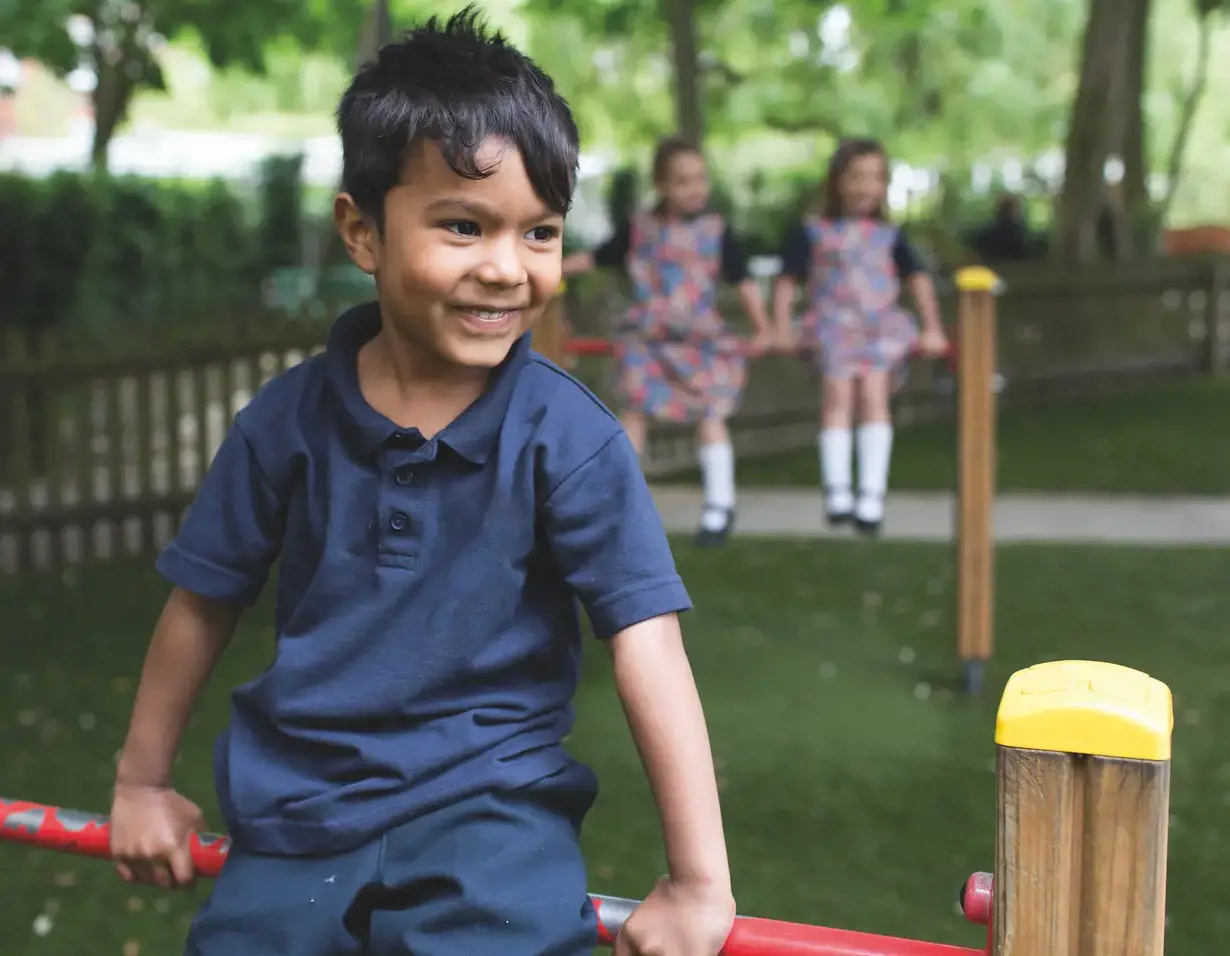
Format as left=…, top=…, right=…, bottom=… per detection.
left=954, top=266, right=1003, bottom=294
left=996, top=660, right=1173, bottom=761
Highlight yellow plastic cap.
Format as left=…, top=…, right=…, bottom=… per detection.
left=995, top=660, right=1173, bottom=761
left=954, top=266, right=1002, bottom=293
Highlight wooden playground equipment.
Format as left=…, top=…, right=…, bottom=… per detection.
left=534, top=268, right=1003, bottom=694
left=0, top=659, right=1173, bottom=955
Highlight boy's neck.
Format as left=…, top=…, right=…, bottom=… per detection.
left=357, top=326, right=491, bottom=436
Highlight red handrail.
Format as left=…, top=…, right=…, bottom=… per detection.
left=0, top=798, right=988, bottom=956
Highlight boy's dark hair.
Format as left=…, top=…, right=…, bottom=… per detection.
left=820, top=136, right=889, bottom=219
left=651, top=137, right=702, bottom=183
left=337, top=6, right=579, bottom=228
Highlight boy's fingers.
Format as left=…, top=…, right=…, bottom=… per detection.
left=169, top=846, right=196, bottom=888
left=114, top=862, right=134, bottom=882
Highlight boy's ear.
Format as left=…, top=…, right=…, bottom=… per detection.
left=334, top=193, right=378, bottom=275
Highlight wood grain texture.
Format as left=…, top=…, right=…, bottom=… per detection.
left=995, top=747, right=1169, bottom=956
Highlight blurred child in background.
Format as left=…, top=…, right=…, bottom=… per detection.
left=564, top=138, right=773, bottom=546
left=772, top=137, right=947, bottom=535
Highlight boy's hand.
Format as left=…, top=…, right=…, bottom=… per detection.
left=613, top=876, right=736, bottom=956
left=110, top=782, right=206, bottom=890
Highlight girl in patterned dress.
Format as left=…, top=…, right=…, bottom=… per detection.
left=772, top=138, right=948, bottom=534
left=563, top=138, right=773, bottom=546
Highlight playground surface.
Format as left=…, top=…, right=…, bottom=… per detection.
left=2, top=539, right=1227, bottom=956
left=660, top=375, right=1230, bottom=495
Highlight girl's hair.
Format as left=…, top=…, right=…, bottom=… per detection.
left=651, top=136, right=702, bottom=182
left=819, top=137, right=889, bottom=219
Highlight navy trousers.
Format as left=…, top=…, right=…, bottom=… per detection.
left=185, top=771, right=599, bottom=955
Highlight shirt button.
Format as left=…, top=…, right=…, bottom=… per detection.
left=395, top=468, right=413, bottom=487
left=389, top=511, right=409, bottom=532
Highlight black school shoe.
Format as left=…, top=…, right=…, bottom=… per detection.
left=825, top=487, right=853, bottom=528
left=695, top=506, right=735, bottom=547
left=853, top=495, right=884, bottom=537
left=854, top=516, right=882, bottom=537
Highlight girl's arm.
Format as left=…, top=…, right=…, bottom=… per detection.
left=772, top=223, right=810, bottom=341
left=894, top=230, right=945, bottom=336
left=906, top=272, right=944, bottom=335
left=561, top=251, right=595, bottom=277
left=737, top=280, right=772, bottom=339
left=720, top=227, right=771, bottom=339
left=563, top=221, right=632, bottom=278
left=771, top=275, right=798, bottom=340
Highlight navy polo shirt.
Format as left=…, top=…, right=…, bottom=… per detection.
left=156, top=302, right=691, bottom=856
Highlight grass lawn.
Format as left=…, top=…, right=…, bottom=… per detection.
left=659, top=376, right=1230, bottom=494
left=2, top=539, right=1228, bottom=955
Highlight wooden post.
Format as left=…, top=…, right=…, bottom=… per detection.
left=994, top=660, right=1172, bottom=956
left=953, top=266, right=1001, bottom=694
left=531, top=280, right=568, bottom=365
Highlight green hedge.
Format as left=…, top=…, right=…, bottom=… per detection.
left=0, top=154, right=356, bottom=349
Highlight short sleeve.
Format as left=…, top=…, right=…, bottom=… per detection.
left=778, top=223, right=811, bottom=280
left=892, top=228, right=929, bottom=279
left=155, top=421, right=285, bottom=605
left=591, top=221, right=632, bottom=269
left=543, top=430, right=691, bottom=638
left=720, top=226, right=749, bottom=284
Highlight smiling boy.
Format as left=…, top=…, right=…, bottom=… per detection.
left=108, top=9, right=734, bottom=956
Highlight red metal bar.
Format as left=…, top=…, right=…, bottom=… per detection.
left=562, top=337, right=956, bottom=367
left=0, top=798, right=986, bottom=956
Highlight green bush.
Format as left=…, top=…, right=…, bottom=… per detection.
left=0, top=171, right=276, bottom=346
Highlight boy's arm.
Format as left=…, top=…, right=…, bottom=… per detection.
left=116, top=588, right=239, bottom=788
left=542, top=423, right=733, bottom=912
left=608, top=615, right=731, bottom=892
left=118, top=419, right=286, bottom=786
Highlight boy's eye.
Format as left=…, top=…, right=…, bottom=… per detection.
left=527, top=225, right=560, bottom=242
left=443, top=221, right=480, bottom=237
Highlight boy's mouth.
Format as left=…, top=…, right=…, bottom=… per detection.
left=452, top=305, right=524, bottom=334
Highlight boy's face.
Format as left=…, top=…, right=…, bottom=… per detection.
left=336, top=136, right=565, bottom=370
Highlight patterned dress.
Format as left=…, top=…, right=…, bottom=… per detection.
left=784, top=217, right=921, bottom=387
left=597, top=211, right=748, bottom=423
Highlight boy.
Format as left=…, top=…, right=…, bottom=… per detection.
left=108, top=9, right=735, bottom=956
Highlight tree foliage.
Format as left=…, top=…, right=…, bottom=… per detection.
left=0, top=0, right=368, bottom=167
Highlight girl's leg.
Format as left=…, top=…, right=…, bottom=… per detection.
left=818, top=376, right=856, bottom=521
left=853, top=369, right=893, bottom=530
left=620, top=411, right=648, bottom=458
left=695, top=416, right=735, bottom=543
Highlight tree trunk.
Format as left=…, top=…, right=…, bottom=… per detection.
left=1157, top=9, right=1214, bottom=223
left=356, top=0, right=393, bottom=67
left=662, top=0, right=702, bottom=145
left=1121, top=0, right=1152, bottom=217
left=1051, top=0, right=1138, bottom=263
left=89, top=55, right=136, bottom=173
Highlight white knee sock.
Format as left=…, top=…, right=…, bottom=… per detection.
left=818, top=428, right=853, bottom=514
left=698, top=441, right=735, bottom=530
left=855, top=422, right=893, bottom=522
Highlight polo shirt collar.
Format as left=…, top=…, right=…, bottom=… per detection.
left=326, top=301, right=530, bottom=464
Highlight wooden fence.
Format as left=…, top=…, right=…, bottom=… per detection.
left=2, top=257, right=1228, bottom=575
